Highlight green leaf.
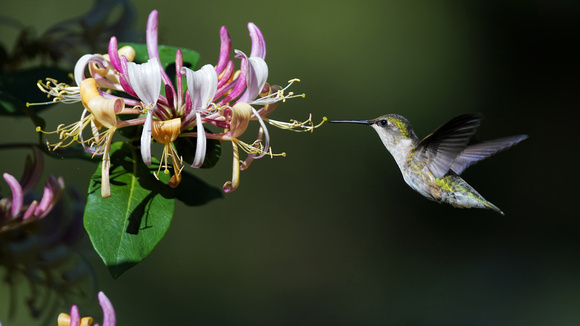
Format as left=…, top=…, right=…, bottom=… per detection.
left=83, top=141, right=223, bottom=278
left=0, top=67, right=70, bottom=116
left=119, top=42, right=200, bottom=71
left=84, top=142, right=175, bottom=279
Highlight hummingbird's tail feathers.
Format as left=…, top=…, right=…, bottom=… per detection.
left=484, top=201, right=505, bottom=216
left=450, top=134, right=528, bottom=175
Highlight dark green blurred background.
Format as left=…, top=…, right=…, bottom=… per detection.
left=2, top=0, right=579, bottom=325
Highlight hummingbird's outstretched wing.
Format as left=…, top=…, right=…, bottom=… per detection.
left=413, top=113, right=483, bottom=178
left=450, top=135, right=528, bottom=175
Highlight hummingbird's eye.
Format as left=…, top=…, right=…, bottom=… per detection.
left=379, top=119, right=389, bottom=126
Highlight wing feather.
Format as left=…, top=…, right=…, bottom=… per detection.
left=450, top=135, right=528, bottom=175
left=413, top=113, right=483, bottom=178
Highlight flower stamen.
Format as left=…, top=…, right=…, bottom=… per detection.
left=27, top=78, right=81, bottom=106
left=151, top=118, right=183, bottom=188
left=265, top=114, right=327, bottom=133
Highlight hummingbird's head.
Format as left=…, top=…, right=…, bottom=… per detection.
left=330, top=114, right=418, bottom=154
left=330, top=114, right=419, bottom=167
left=368, top=114, right=417, bottom=145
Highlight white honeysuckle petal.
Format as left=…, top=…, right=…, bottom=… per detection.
left=140, top=110, right=153, bottom=166
left=127, top=57, right=162, bottom=107
left=235, top=50, right=268, bottom=103
left=247, top=57, right=268, bottom=100
left=181, top=65, right=218, bottom=120
left=191, top=112, right=207, bottom=168
left=74, top=54, right=108, bottom=85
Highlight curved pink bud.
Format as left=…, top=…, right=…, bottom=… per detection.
left=176, top=49, right=184, bottom=109
left=98, top=291, right=116, bottom=326
left=146, top=10, right=175, bottom=92
left=146, top=10, right=160, bottom=63
left=217, top=50, right=248, bottom=105
left=35, top=175, right=64, bottom=218
left=35, top=177, right=55, bottom=217
left=3, top=173, right=23, bottom=218
left=248, top=23, right=266, bottom=59
left=22, top=201, right=38, bottom=220
left=215, top=26, right=231, bottom=75
left=216, top=60, right=234, bottom=90
left=118, top=56, right=138, bottom=98
left=108, top=36, right=122, bottom=73
left=69, top=305, right=80, bottom=326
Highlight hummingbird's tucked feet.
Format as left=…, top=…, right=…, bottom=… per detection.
left=330, top=113, right=527, bottom=215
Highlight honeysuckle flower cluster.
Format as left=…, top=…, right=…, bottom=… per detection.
left=34, top=9, right=324, bottom=198
left=1, top=150, right=92, bottom=325
left=58, top=291, right=115, bottom=326
left=1, top=147, right=64, bottom=232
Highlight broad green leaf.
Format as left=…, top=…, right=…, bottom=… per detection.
left=84, top=141, right=223, bottom=278
left=84, top=142, right=175, bottom=279
left=119, top=42, right=200, bottom=71
left=0, top=67, right=70, bottom=116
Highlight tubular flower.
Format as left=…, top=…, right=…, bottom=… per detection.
left=179, top=23, right=324, bottom=192
left=58, top=291, right=116, bottom=326
left=32, top=9, right=324, bottom=196
left=0, top=148, right=65, bottom=233
left=151, top=118, right=183, bottom=187
left=37, top=77, right=128, bottom=198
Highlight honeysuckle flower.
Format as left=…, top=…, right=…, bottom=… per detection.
left=1, top=177, right=91, bottom=325
left=0, top=148, right=64, bottom=233
left=125, top=57, right=162, bottom=166
left=176, top=19, right=324, bottom=192
left=32, top=8, right=324, bottom=196
left=58, top=291, right=116, bottom=326
left=28, top=45, right=136, bottom=107
left=181, top=64, right=218, bottom=168
left=36, top=77, right=128, bottom=198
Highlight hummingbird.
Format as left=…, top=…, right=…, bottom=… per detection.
left=330, top=113, right=527, bottom=215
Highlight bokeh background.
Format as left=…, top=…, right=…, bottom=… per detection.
left=1, top=0, right=579, bottom=325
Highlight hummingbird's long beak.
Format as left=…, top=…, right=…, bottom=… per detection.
left=329, top=119, right=372, bottom=125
